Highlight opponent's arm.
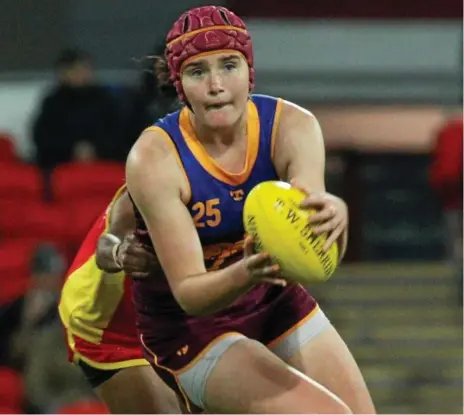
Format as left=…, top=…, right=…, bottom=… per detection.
left=273, top=100, right=348, bottom=260
left=126, top=130, right=280, bottom=316
left=96, top=191, right=135, bottom=273
left=96, top=192, right=158, bottom=277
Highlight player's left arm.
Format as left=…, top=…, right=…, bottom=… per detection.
left=273, top=100, right=348, bottom=260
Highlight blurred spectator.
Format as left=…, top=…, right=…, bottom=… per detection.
left=23, top=322, right=97, bottom=414
left=124, top=43, right=180, bottom=148
left=32, top=48, right=124, bottom=172
left=7, top=243, right=97, bottom=413
left=9, top=243, right=66, bottom=365
left=0, top=244, right=67, bottom=413
left=429, top=115, right=463, bottom=305
left=22, top=244, right=66, bottom=330
left=72, top=140, right=97, bottom=163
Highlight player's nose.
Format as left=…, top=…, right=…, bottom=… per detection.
left=208, top=72, right=225, bottom=95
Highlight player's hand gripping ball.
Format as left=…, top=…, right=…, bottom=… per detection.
left=243, top=181, right=339, bottom=284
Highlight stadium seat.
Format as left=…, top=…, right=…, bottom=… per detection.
left=0, top=240, right=37, bottom=305
left=0, top=163, right=44, bottom=202
left=0, top=201, right=70, bottom=246
left=51, top=161, right=125, bottom=203
left=0, top=405, right=22, bottom=414
left=55, top=399, right=109, bottom=414
left=0, top=133, right=18, bottom=164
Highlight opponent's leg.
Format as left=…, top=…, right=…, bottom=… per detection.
left=191, top=336, right=351, bottom=414
left=92, top=365, right=180, bottom=414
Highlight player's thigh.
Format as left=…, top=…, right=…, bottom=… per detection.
left=96, top=365, right=181, bottom=414
left=203, top=337, right=351, bottom=414
left=286, top=324, right=376, bottom=415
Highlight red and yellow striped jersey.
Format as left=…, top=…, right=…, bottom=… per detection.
left=59, top=185, right=147, bottom=368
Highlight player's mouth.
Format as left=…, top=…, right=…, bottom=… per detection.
left=206, top=102, right=231, bottom=111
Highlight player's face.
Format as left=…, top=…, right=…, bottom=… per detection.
left=60, top=61, right=94, bottom=87
left=181, top=52, right=249, bottom=129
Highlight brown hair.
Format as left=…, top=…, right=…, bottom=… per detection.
left=133, top=53, right=176, bottom=98
left=131, top=39, right=179, bottom=106
left=153, top=55, right=173, bottom=90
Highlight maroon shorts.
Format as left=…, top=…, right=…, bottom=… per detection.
left=139, top=284, right=321, bottom=413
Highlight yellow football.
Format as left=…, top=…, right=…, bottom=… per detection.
left=243, top=181, right=339, bottom=284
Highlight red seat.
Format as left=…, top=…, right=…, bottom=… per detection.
left=67, top=198, right=110, bottom=245
left=55, top=399, right=109, bottom=414
left=0, top=132, right=18, bottom=163
left=51, top=162, right=125, bottom=203
left=0, top=201, right=70, bottom=246
left=0, top=368, right=24, bottom=413
left=0, top=240, right=37, bottom=305
left=0, top=163, right=43, bottom=202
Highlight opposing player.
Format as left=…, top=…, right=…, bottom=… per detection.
left=58, top=186, right=180, bottom=414
left=126, top=6, right=376, bottom=414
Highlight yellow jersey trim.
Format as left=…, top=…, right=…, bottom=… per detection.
left=179, top=99, right=260, bottom=186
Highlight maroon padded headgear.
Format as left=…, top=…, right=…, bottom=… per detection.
left=165, top=6, right=254, bottom=102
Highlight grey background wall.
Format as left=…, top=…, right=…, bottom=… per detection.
left=0, top=0, right=226, bottom=72
left=1, top=1, right=460, bottom=104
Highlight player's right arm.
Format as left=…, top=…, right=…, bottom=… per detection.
left=96, top=191, right=135, bottom=273
left=126, top=129, right=283, bottom=316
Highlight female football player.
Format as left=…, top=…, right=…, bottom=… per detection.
left=127, top=6, right=375, bottom=414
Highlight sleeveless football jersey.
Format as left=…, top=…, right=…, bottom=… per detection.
left=131, top=94, right=284, bottom=351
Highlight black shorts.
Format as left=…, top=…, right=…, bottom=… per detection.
left=77, top=359, right=120, bottom=389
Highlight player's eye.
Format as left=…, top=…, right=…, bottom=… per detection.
left=190, top=68, right=204, bottom=77
left=224, top=61, right=237, bottom=71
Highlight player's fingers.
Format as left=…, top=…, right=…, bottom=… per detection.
left=243, top=235, right=256, bottom=257
left=308, top=206, right=336, bottom=224
left=121, top=253, right=147, bottom=269
left=245, top=252, right=271, bottom=271
left=291, top=179, right=331, bottom=209
left=125, top=246, right=158, bottom=267
left=121, top=260, right=138, bottom=274
left=118, top=251, right=128, bottom=266
left=134, top=255, right=156, bottom=271
left=260, top=277, right=287, bottom=287
left=125, top=244, right=149, bottom=255
left=300, top=194, right=327, bottom=209
left=123, top=232, right=137, bottom=243
left=323, top=223, right=345, bottom=252
left=132, top=248, right=158, bottom=264
left=313, top=215, right=343, bottom=235
left=251, top=264, right=280, bottom=278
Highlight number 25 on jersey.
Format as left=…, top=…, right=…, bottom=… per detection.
left=192, top=198, right=221, bottom=228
